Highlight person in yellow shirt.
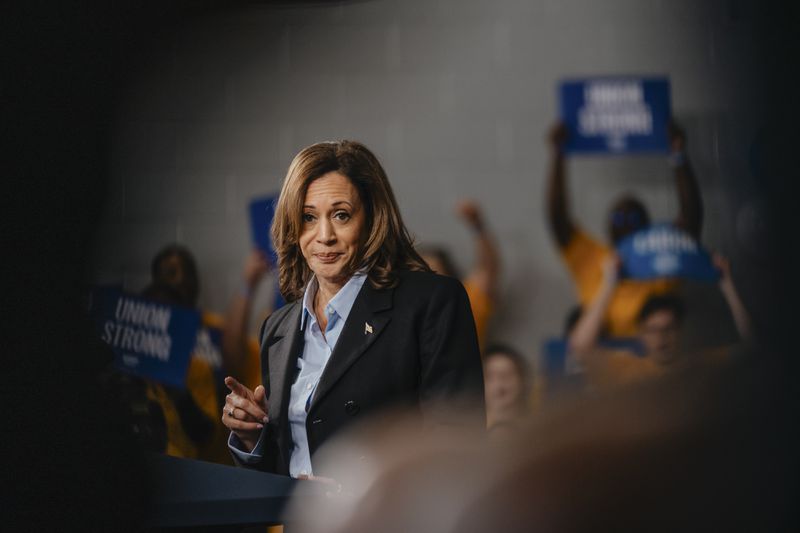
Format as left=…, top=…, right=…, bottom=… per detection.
left=545, top=120, right=703, bottom=336
left=141, top=244, right=262, bottom=465
left=568, top=254, right=752, bottom=390
left=419, top=200, right=500, bottom=350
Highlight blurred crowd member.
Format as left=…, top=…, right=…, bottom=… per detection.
left=420, top=199, right=501, bottom=349
left=222, top=249, right=271, bottom=391
left=140, top=244, right=241, bottom=464
left=483, top=344, right=531, bottom=434
left=568, top=254, right=752, bottom=389
left=546, top=120, right=703, bottom=336
left=284, top=356, right=797, bottom=533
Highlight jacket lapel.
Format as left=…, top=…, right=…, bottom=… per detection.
left=309, top=281, right=393, bottom=411
left=264, top=302, right=304, bottom=423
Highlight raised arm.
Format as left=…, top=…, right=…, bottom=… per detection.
left=669, top=121, right=704, bottom=241
left=457, top=200, right=501, bottom=303
left=713, top=254, right=753, bottom=342
left=546, top=122, right=577, bottom=248
left=222, top=250, right=270, bottom=379
left=568, top=255, right=620, bottom=356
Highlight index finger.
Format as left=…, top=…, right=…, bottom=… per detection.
left=225, top=376, right=254, bottom=400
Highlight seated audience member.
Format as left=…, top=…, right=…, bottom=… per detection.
left=483, top=345, right=531, bottom=433
left=140, top=244, right=243, bottom=463
left=545, top=120, right=703, bottom=336
left=568, top=254, right=752, bottom=389
left=420, top=200, right=501, bottom=349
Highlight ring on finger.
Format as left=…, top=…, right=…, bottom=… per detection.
left=229, top=407, right=235, bottom=418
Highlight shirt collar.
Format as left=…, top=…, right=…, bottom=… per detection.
left=300, top=272, right=368, bottom=331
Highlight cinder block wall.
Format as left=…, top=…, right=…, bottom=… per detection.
left=91, top=0, right=763, bottom=363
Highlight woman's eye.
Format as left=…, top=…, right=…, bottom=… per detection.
left=302, top=213, right=315, bottom=223
left=334, top=211, right=350, bottom=221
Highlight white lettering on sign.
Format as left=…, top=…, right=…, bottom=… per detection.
left=103, top=320, right=172, bottom=361
left=653, top=253, right=680, bottom=274
left=194, top=329, right=222, bottom=368
left=578, top=80, right=653, bottom=141
left=114, top=297, right=172, bottom=332
left=102, top=321, right=172, bottom=361
left=102, top=297, right=175, bottom=362
left=578, top=109, right=652, bottom=135
left=585, top=82, right=643, bottom=106
left=633, top=228, right=698, bottom=255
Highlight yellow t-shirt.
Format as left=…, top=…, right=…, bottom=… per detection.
left=585, top=350, right=667, bottom=390
left=584, top=346, right=735, bottom=391
left=464, top=279, right=493, bottom=351
left=148, top=311, right=261, bottom=465
left=561, top=228, right=678, bottom=337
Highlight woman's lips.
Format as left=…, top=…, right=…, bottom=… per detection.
left=314, top=253, right=342, bottom=263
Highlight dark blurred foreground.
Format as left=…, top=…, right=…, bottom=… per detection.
left=288, top=354, right=799, bottom=532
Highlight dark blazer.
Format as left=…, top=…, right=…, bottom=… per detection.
left=239, top=270, right=485, bottom=476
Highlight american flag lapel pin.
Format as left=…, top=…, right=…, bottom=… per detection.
left=364, top=322, right=373, bottom=335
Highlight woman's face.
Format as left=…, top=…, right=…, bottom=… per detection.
left=299, top=171, right=366, bottom=287
left=484, top=354, right=524, bottom=414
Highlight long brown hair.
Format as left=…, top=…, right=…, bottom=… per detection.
left=271, top=140, right=430, bottom=302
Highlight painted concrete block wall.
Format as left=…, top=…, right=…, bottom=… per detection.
left=91, top=0, right=763, bottom=363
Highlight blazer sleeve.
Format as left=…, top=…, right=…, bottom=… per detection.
left=229, top=313, right=281, bottom=473
left=418, top=276, right=486, bottom=428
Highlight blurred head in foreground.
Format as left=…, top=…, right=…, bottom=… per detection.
left=284, top=356, right=797, bottom=533
left=483, top=344, right=530, bottom=430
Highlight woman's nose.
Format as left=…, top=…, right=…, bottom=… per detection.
left=316, top=218, right=336, bottom=243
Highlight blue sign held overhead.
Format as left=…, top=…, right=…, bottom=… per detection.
left=249, top=194, right=287, bottom=310
left=559, top=76, right=671, bottom=154
left=249, top=195, right=280, bottom=266
left=617, top=223, right=720, bottom=282
left=89, top=287, right=202, bottom=388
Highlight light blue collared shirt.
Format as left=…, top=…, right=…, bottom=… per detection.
left=229, top=272, right=367, bottom=477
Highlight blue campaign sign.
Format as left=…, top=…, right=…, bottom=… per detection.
left=273, top=288, right=287, bottom=310
left=194, top=325, right=224, bottom=374
left=617, top=223, right=720, bottom=282
left=89, top=287, right=202, bottom=388
left=249, top=195, right=280, bottom=265
left=559, top=76, right=671, bottom=154
left=249, top=194, right=287, bottom=310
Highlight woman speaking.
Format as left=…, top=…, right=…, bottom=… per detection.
left=223, top=140, right=484, bottom=478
